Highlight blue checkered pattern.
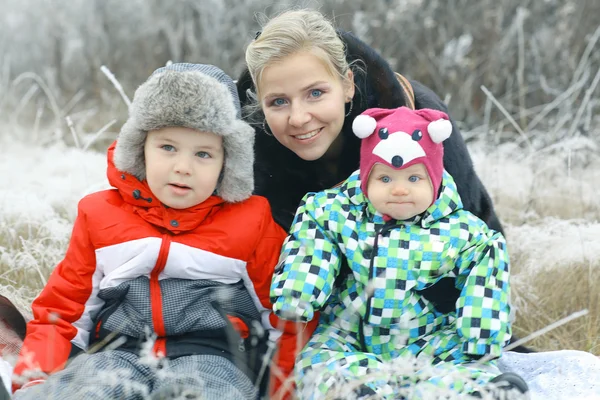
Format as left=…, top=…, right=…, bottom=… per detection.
left=271, top=170, right=512, bottom=398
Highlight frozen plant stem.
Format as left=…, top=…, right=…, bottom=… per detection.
left=65, top=116, right=81, bottom=148
left=480, top=85, right=533, bottom=152
left=476, top=309, right=589, bottom=366
left=100, top=65, right=132, bottom=110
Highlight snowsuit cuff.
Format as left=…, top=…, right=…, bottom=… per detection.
left=462, top=340, right=503, bottom=359
left=272, top=296, right=314, bottom=322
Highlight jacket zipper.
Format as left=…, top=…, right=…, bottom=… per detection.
left=360, top=220, right=399, bottom=350
left=150, top=233, right=171, bottom=356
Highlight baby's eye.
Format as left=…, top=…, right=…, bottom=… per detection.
left=380, top=176, right=391, bottom=183
left=409, top=175, right=420, bottom=183
left=310, top=89, right=323, bottom=98
left=196, top=151, right=211, bottom=159
left=161, top=144, right=175, bottom=152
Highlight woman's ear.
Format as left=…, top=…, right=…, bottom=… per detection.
left=344, top=69, right=355, bottom=99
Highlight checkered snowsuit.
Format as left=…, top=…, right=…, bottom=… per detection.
left=271, top=171, right=512, bottom=399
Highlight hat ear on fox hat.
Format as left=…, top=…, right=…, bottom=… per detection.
left=352, top=115, right=377, bottom=138
left=427, top=119, right=452, bottom=143
left=352, top=108, right=398, bottom=139
left=413, top=108, right=453, bottom=143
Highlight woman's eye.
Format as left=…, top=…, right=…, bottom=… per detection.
left=196, top=151, right=211, bottom=159
left=310, top=89, right=322, bottom=98
left=272, top=98, right=286, bottom=106
left=381, top=176, right=391, bottom=183
left=161, top=144, right=175, bottom=152
left=409, top=176, right=420, bottom=183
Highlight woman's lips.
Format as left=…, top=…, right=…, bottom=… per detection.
left=292, top=127, right=323, bottom=142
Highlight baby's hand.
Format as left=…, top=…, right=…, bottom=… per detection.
left=273, top=297, right=314, bottom=322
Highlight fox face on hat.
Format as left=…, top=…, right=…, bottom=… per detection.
left=352, top=106, right=453, bottom=202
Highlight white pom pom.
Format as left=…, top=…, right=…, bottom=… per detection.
left=427, top=119, right=452, bottom=143
left=352, top=115, right=377, bottom=139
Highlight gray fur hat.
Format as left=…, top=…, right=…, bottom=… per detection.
left=113, top=63, right=255, bottom=203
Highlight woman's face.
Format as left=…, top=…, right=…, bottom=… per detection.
left=258, top=51, right=354, bottom=161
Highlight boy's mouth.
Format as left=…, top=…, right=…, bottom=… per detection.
left=169, top=183, right=190, bottom=189
left=168, top=183, right=192, bottom=195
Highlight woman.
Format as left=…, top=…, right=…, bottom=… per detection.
left=236, top=9, right=503, bottom=237
left=236, top=9, right=512, bottom=325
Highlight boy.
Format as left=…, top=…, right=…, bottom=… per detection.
left=12, top=64, right=299, bottom=400
left=271, top=107, right=529, bottom=399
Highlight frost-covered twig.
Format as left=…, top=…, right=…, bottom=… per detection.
left=565, top=66, right=600, bottom=138
left=65, top=116, right=81, bottom=148
left=480, top=85, right=534, bottom=152
left=569, top=26, right=600, bottom=93
left=83, top=119, right=117, bottom=151
left=476, top=309, right=589, bottom=366
left=10, top=72, right=63, bottom=130
left=527, top=71, right=589, bottom=132
left=100, top=65, right=131, bottom=109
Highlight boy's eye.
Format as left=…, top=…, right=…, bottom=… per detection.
left=161, top=144, right=175, bottom=152
left=196, top=151, right=211, bottom=159
left=409, top=175, right=420, bottom=183
left=310, top=89, right=323, bottom=98
left=380, top=176, right=391, bottom=183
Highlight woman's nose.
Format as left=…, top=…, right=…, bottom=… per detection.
left=288, top=103, right=312, bottom=127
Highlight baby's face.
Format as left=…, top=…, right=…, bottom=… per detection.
left=144, top=127, right=224, bottom=209
left=366, top=163, right=433, bottom=220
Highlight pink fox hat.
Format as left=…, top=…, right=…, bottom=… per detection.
left=352, top=106, right=453, bottom=203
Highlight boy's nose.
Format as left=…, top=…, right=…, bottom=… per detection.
left=174, top=156, right=193, bottom=174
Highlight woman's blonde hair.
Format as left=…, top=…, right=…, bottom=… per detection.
left=245, top=9, right=352, bottom=100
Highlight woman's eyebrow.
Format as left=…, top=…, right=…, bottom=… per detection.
left=263, top=81, right=329, bottom=100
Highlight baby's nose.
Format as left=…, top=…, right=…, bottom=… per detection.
left=391, top=184, right=409, bottom=196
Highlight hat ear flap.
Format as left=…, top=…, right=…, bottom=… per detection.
left=427, top=119, right=453, bottom=143
left=353, top=115, right=377, bottom=139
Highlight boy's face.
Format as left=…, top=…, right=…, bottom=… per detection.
left=144, top=127, right=224, bottom=209
left=366, top=163, right=434, bottom=221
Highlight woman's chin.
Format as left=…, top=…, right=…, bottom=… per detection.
left=288, top=136, right=333, bottom=161
left=293, top=145, right=328, bottom=161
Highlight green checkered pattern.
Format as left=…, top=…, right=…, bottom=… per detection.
left=296, top=323, right=502, bottom=399
left=271, top=170, right=512, bottom=397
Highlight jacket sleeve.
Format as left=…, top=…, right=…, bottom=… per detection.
left=454, top=218, right=511, bottom=359
left=270, top=193, right=342, bottom=322
left=243, top=197, right=318, bottom=400
left=12, top=199, right=99, bottom=391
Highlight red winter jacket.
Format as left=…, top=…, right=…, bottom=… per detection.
left=13, top=142, right=312, bottom=398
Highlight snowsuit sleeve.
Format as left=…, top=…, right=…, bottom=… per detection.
left=12, top=199, right=99, bottom=391
left=243, top=197, right=318, bottom=400
left=454, top=222, right=511, bottom=359
left=270, top=192, right=342, bottom=322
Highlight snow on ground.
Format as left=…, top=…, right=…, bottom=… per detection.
left=0, top=131, right=599, bottom=399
